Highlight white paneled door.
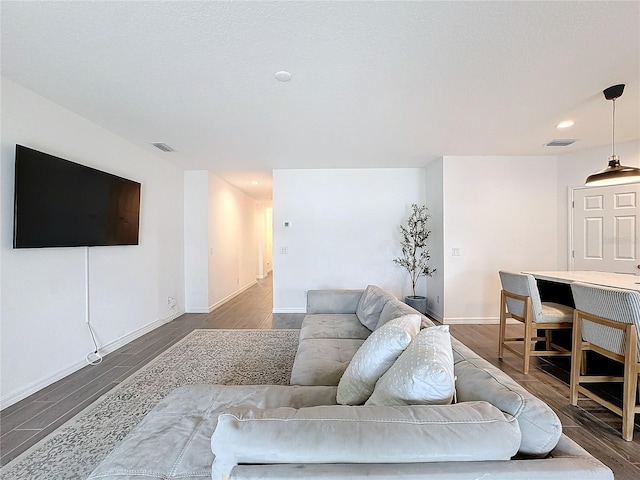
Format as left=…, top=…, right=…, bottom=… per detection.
left=572, top=183, right=640, bottom=274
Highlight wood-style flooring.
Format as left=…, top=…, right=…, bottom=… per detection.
left=2, top=276, right=639, bottom=479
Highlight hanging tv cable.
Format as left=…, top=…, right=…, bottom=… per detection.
left=85, top=247, right=103, bottom=365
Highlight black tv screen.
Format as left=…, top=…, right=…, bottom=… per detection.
left=13, top=145, right=141, bottom=248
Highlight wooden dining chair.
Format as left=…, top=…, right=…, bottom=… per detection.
left=498, top=271, right=574, bottom=374
left=570, top=282, right=640, bottom=441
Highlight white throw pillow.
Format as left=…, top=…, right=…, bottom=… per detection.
left=366, top=325, right=455, bottom=406
left=336, top=315, right=421, bottom=405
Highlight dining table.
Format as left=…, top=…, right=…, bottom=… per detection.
left=523, top=270, right=640, bottom=292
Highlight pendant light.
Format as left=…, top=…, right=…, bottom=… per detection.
left=585, top=84, right=640, bottom=186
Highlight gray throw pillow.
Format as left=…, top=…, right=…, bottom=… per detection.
left=355, top=285, right=395, bottom=330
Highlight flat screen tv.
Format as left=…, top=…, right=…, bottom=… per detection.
left=13, top=145, right=141, bottom=248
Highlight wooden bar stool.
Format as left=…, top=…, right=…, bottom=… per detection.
left=570, top=282, right=640, bottom=441
left=498, top=271, right=574, bottom=374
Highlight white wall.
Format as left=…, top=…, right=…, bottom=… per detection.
left=0, top=77, right=185, bottom=407
left=425, top=158, right=444, bottom=322
left=556, top=140, right=640, bottom=269
left=184, top=171, right=209, bottom=312
left=183, top=171, right=260, bottom=313
left=256, top=205, right=274, bottom=279
left=265, top=206, right=273, bottom=276
left=267, top=145, right=640, bottom=322
left=272, top=168, right=426, bottom=312
left=439, top=155, right=560, bottom=323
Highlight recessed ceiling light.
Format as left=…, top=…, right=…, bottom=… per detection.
left=251, top=180, right=259, bottom=185
left=275, top=71, right=292, bottom=82
left=556, top=120, right=575, bottom=129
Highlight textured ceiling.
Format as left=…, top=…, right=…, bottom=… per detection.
left=2, top=1, right=639, bottom=202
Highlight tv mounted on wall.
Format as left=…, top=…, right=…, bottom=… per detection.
left=13, top=145, right=141, bottom=248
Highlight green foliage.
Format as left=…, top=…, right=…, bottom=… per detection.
left=393, top=204, right=435, bottom=297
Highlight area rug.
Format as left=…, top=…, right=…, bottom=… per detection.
left=0, top=329, right=299, bottom=480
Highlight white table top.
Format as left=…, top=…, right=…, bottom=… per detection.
left=524, top=271, right=640, bottom=292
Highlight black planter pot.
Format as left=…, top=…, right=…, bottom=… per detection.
left=404, top=296, right=427, bottom=314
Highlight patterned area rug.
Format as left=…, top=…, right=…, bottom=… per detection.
left=0, top=329, right=299, bottom=480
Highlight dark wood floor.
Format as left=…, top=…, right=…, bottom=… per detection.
left=2, top=276, right=639, bottom=478
left=0, top=275, right=273, bottom=466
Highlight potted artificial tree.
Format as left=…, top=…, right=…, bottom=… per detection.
left=393, top=203, right=435, bottom=314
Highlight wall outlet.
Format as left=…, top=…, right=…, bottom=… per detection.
left=167, top=296, right=177, bottom=309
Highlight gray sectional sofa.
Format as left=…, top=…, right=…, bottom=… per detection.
left=88, top=286, right=613, bottom=480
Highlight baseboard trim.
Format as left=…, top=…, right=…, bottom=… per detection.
left=443, top=317, right=500, bottom=325
left=272, top=307, right=307, bottom=314
left=209, top=281, right=258, bottom=312
left=1, top=359, right=89, bottom=410
left=97, top=310, right=183, bottom=356
left=0, top=310, right=184, bottom=409
left=425, top=308, right=443, bottom=323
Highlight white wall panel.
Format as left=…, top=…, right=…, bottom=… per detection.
left=441, top=155, right=560, bottom=323
left=272, top=168, right=426, bottom=312
left=184, top=171, right=210, bottom=312
left=1, top=77, right=185, bottom=406
left=425, top=158, right=444, bottom=322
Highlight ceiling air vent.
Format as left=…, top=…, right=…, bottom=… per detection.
left=151, top=142, right=175, bottom=152
left=545, top=139, right=576, bottom=147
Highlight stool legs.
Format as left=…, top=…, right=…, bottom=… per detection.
left=499, top=291, right=506, bottom=360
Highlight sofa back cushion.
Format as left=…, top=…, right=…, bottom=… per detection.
left=211, top=402, right=521, bottom=479
left=365, top=325, right=455, bottom=406
left=306, top=289, right=364, bottom=314
left=355, top=285, right=396, bottom=330
left=337, top=314, right=421, bottom=405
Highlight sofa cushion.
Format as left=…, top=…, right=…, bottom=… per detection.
left=299, top=314, right=372, bottom=341
left=211, top=401, right=521, bottom=479
left=355, top=285, right=396, bottom=330
left=454, top=356, right=562, bottom=456
left=375, top=299, right=418, bottom=329
left=290, top=338, right=364, bottom=386
left=306, top=289, right=364, bottom=314
left=337, top=314, right=421, bottom=405
left=451, top=336, right=483, bottom=364
left=366, top=325, right=455, bottom=406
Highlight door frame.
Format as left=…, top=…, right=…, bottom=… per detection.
left=568, top=186, right=575, bottom=271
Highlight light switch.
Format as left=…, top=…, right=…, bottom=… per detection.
left=452, top=248, right=461, bottom=257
